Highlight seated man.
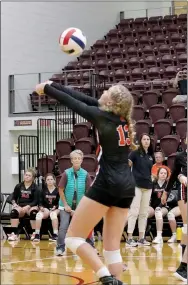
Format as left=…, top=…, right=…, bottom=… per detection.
left=152, top=151, right=171, bottom=180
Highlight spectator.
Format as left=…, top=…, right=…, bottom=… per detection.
left=56, top=150, right=93, bottom=256
left=8, top=168, right=39, bottom=241
left=151, top=151, right=171, bottom=180
left=172, top=68, right=187, bottom=103
left=148, top=167, right=180, bottom=244
left=33, top=173, right=60, bottom=242
left=126, top=133, right=154, bottom=246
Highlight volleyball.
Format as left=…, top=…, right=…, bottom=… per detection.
left=59, top=27, right=87, bottom=56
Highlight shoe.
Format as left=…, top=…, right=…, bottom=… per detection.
left=49, top=234, right=58, bottom=242
left=8, top=232, right=19, bottom=241
left=137, top=238, right=150, bottom=246
left=152, top=236, right=163, bottom=244
left=126, top=238, right=138, bottom=247
left=168, top=235, right=177, bottom=243
left=56, top=247, right=65, bottom=256
left=173, top=263, right=187, bottom=282
left=99, top=275, right=127, bottom=285
left=30, top=233, right=36, bottom=241
left=33, top=234, right=40, bottom=242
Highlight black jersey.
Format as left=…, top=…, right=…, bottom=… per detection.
left=12, top=182, right=39, bottom=207
left=150, top=181, right=167, bottom=209
left=39, top=187, right=59, bottom=209
left=166, top=151, right=187, bottom=193
left=44, top=83, right=135, bottom=198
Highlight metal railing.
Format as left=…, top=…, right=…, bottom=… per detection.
left=121, top=2, right=187, bottom=18
left=8, top=69, right=97, bottom=114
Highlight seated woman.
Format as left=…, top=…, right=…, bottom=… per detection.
left=33, top=173, right=60, bottom=242
left=148, top=167, right=180, bottom=244
left=8, top=168, right=39, bottom=241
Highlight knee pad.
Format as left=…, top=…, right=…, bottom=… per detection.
left=182, top=224, right=187, bottom=235
left=10, top=209, right=19, bottom=219
left=167, top=211, right=175, bottom=221
left=65, top=237, right=86, bottom=254
left=103, top=249, right=122, bottom=265
left=36, top=212, right=43, bottom=220
left=50, top=211, right=57, bottom=220
left=155, top=207, right=163, bottom=220
left=30, top=209, right=38, bottom=220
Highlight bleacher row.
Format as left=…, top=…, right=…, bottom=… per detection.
left=30, top=13, right=187, bottom=109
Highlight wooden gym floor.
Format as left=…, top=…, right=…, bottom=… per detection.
left=1, top=240, right=185, bottom=284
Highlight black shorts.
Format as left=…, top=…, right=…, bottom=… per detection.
left=85, top=186, right=134, bottom=208
left=178, top=184, right=187, bottom=203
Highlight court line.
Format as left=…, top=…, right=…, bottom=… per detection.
left=1, top=268, right=84, bottom=285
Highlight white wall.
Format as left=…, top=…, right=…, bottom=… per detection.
left=1, top=1, right=172, bottom=192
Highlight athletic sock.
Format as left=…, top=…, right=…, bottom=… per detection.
left=96, top=266, right=111, bottom=279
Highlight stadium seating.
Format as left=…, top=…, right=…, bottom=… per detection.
left=31, top=14, right=187, bottom=178
left=30, top=13, right=187, bottom=110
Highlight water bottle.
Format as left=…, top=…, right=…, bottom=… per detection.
left=176, top=225, right=182, bottom=243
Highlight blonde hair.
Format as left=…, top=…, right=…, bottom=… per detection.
left=70, top=149, right=84, bottom=159
left=107, top=85, right=137, bottom=150
left=25, top=168, right=36, bottom=179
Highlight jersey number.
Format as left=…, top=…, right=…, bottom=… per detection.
left=116, top=125, right=130, bottom=146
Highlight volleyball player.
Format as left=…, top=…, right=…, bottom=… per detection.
left=36, top=81, right=136, bottom=285
left=161, top=141, right=187, bottom=282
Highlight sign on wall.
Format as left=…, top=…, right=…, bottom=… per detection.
left=14, top=120, right=32, bottom=126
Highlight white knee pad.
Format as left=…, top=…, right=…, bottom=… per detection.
left=65, top=237, right=86, bottom=254
left=103, top=249, right=122, bottom=265
left=167, top=211, right=175, bottom=221
left=182, top=224, right=187, bottom=235
left=36, top=212, right=43, bottom=220
left=50, top=211, right=57, bottom=220
left=155, top=207, right=162, bottom=220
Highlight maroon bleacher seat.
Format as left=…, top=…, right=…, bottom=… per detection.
left=149, top=104, right=167, bottom=123
left=161, top=54, right=174, bottom=67
left=75, top=137, right=95, bottom=155
left=167, top=153, right=177, bottom=170
left=132, top=105, right=145, bottom=121
left=73, top=122, right=91, bottom=141
left=142, top=90, right=159, bottom=108
left=162, top=15, right=177, bottom=25
left=160, top=135, right=180, bottom=157
left=176, top=118, right=187, bottom=139
left=144, top=56, right=158, bottom=68
left=128, top=57, right=140, bottom=69
left=118, top=18, right=134, bottom=29
left=82, top=155, right=98, bottom=173
left=175, top=43, right=187, bottom=54
left=169, top=104, right=186, bottom=122
left=177, top=53, right=187, bottom=65
left=177, top=14, right=187, bottom=24
left=58, top=155, right=72, bottom=173
left=38, top=157, right=55, bottom=177
left=135, top=120, right=151, bottom=140
left=162, top=89, right=178, bottom=107
left=154, top=119, right=172, bottom=139
left=148, top=16, right=162, bottom=26
left=56, top=139, right=74, bottom=158
left=158, top=44, right=172, bottom=55
left=111, top=58, right=124, bottom=70
left=142, top=45, right=154, bottom=56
